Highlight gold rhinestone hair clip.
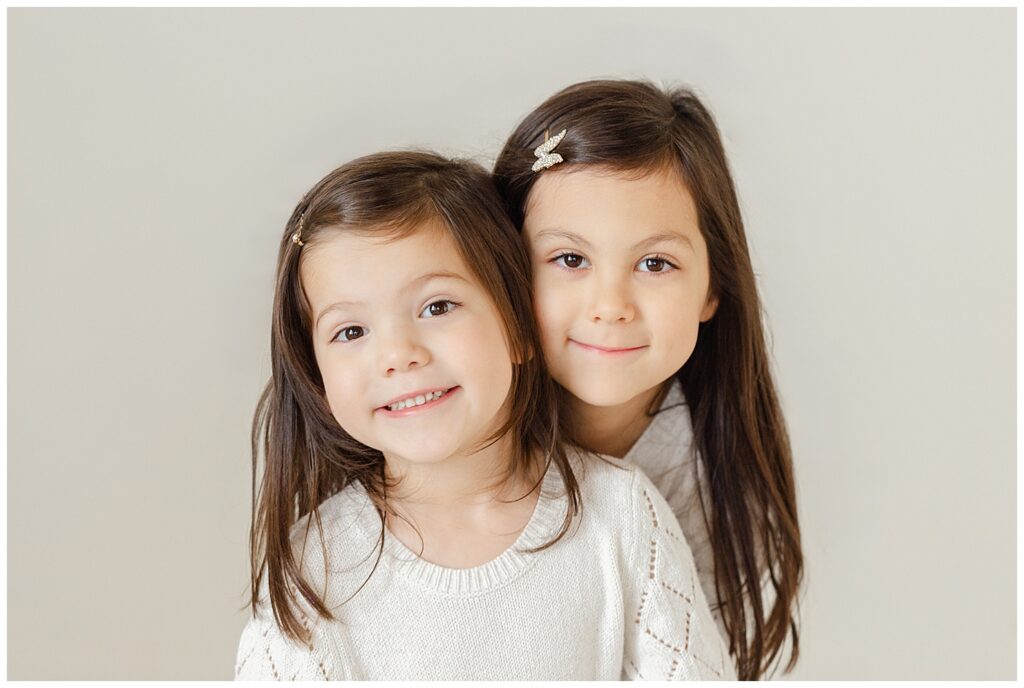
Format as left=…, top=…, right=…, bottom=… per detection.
left=531, top=128, right=567, bottom=172
left=291, top=211, right=306, bottom=247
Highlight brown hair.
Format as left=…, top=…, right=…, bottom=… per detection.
left=249, top=150, right=580, bottom=644
left=493, top=80, right=803, bottom=679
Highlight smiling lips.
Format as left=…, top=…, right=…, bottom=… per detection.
left=569, top=339, right=648, bottom=356
left=377, top=386, right=459, bottom=416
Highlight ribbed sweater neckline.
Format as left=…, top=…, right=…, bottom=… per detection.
left=353, top=461, right=567, bottom=596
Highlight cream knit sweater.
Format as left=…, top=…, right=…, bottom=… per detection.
left=622, top=381, right=727, bottom=642
left=235, top=450, right=735, bottom=680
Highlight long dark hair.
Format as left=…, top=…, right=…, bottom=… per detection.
left=249, top=151, right=580, bottom=644
left=493, top=80, right=803, bottom=679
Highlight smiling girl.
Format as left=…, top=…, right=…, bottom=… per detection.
left=494, top=79, right=804, bottom=679
left=235, top=151, right=734, bottom=680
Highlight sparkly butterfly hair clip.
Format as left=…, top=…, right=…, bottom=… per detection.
left=531, top=129, right=567, bottom=172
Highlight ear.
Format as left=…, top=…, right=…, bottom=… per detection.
left=699, top=292, right=719, bottom=323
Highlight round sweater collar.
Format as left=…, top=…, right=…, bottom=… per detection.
left=349, top=460, right=569, bottom=596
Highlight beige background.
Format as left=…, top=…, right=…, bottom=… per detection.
left=8, top=8, right=1015, bottom=680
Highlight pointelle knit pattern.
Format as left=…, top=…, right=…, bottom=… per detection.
left=623, top=380, right=725, bottom=641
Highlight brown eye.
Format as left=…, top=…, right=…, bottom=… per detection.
left=336, top=326, right=366, bottom=342
left=420, top=300, right=459, bottom=318
left=645, top=258, right=665, bottom=272
left=637, top=255, right=676, bottom=273
left=554, top=253, right=590, bottom=270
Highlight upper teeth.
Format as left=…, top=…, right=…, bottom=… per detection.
left=386, top=389, right=446, bottom=411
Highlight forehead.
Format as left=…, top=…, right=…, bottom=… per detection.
left=524, top=165, right=700, bottom=241
left=299, top=221, right=472, bottom=308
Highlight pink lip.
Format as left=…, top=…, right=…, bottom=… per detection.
left=376, top=386, right=460, bottom=417
left=569, top=339, right=648, bottom=356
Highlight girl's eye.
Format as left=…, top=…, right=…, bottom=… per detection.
left=552, top=253, right=591, bottom=270
left=636, top=255, right=678, bottom=273
left=334, top=325, right=367, bottom=343
left=420, top=299, right=459, bottom=318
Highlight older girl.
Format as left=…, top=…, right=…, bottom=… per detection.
left=494, top=79, right=803, bottom=679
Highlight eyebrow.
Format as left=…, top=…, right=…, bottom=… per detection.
left=314, top=270, right=469, bottom=329
left=532, top=229, right=694, bottom=252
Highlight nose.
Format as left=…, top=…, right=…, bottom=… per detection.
left=376, top=325, right=430, bottom=376
left=587, top=273, right=636, bottom=324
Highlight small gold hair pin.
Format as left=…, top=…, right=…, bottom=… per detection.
left=291, top=212, right=306, bottom=247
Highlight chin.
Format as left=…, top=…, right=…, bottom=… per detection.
left=563, top=378, right=648, bottom=409
left=386, top=440, right=461, bottom=465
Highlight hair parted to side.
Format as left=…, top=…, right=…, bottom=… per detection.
left=250, top=151, right=581, bottom=645
left=493, top=80, right=803, bottom=680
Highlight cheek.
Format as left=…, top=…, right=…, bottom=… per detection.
left=648, top=285, right=704, bottom=352
left=532, top=276, right=576, bottom=337
left=318, top=358, right=366, bottom=425
left=448, top=316, right=514, bottom=390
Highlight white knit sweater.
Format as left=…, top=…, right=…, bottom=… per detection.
left=235, top=451, right=735, bottom=680
left=622, top=381, right=727, bottom=641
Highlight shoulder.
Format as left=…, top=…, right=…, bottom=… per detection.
left=569, top=449, right=693, bottom=551
left=570, top=447, right=659, bottom=496
left=567, top=449, right=657, bottom=529
left=289, top=482, right=377, bottom=551
left=569, top=448, right=639, bottom=498
left=286, top=482, right=384, bottom=606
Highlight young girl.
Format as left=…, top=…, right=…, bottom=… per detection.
left=235, top=151, right=735, bottom=680
left=493, top=80, right=803, bottom=679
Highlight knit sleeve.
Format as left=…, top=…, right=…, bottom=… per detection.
left=621, top=466, right=736, bottom=681
left=234, top=599, right=345, bottom=681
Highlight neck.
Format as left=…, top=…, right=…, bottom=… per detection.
left=570, top=383, right=669, bottom=458
left=381, top=433, right=544, bottom=568
left=384, top=432, right=539, bottom=517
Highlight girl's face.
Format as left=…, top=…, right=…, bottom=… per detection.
left=301, top=222, right=514, bottom=465
left=522, top=165, right=718, bottom=409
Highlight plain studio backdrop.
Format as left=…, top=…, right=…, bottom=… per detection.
left=7, top=8, right=1015, bottom=680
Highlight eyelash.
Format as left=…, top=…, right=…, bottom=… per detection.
left=329, top=299, right=462, bottom=344
left=549, top=252, right=679, bottom=274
